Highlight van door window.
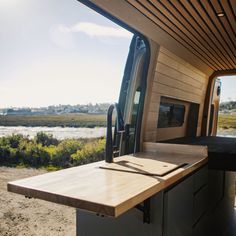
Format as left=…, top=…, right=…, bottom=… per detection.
left=117, top=36, right=149, bottom=155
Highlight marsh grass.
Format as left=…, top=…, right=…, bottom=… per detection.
left=218, top=113, right=236, bottom=129
left=0, top=113, right=107, bottom=128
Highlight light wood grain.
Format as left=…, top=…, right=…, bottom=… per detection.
left=143, top=142, right=208, bottom=157
left=99, top=156, right=188, bottom=176
left=143, top=47, right=208, bottom=142
left=159, top=47, right=207, bottom=78
left=127, top=0, right=219, bottom=70
left=8, top=145, right=208, bottom=218
left=126, top=0, right=236, bottom=69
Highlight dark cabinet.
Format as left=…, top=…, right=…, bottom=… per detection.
left=208, top=170, right=224, bottom=209
left=77, top=192, right=164, bottom=236
left=76, top=166, right=233, bottom=236
left=163, top=176, right=193, bottom=236
left=163, top=166, right=210, bottom=236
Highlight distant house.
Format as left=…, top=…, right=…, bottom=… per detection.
left=6, top=108, right=32, bottom=115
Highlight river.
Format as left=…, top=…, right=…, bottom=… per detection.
left=0, top=126, right=107, bottom=140
left=0, top=126, right=235, bottom=140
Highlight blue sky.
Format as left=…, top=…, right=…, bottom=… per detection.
left=0, top=0, right=132, bottom=108
left=0, top=1, right=235, bottom=108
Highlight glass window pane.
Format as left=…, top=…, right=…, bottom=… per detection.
left=157, top=102, right=185, bottom=128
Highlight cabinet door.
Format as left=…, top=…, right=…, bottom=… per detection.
left=77, top=192, right=163, bottom=236
left=163, top=176, right=193, bottom=236
left=208, top=170, right=224, bottom=209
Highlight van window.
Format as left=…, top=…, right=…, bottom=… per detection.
left=157, top=102, right=185, bottom=128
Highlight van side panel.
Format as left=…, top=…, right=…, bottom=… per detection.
left=144, top=47, right=208, bottom=142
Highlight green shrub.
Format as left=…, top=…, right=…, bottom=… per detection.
left=8, top=134, right=24, bottom=148
left=51, top=139, right=82, bottom=167
left=0, top=136, right=10, bottom=147
left=71, top=138, right=105, bottom=165
left=0, top=146, right=11, bottom=164
left=0, top=133, right=106, bottom=168
left=19, top=142, right=50, bottom=167
left=35, top=132, right=58, bottom=146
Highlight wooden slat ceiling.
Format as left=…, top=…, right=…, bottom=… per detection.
left=126, top=0, right=236, bottom=71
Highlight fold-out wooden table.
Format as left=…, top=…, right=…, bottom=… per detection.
left=8, top=143, right=208, bottom=217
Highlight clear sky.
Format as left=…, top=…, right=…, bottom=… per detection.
left=0, top=0, right=132, bottom=108
left=1, top=1, right=235, bottom=108
left=219, top=76, right=236, bottom=102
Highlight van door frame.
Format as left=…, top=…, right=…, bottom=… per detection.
left=202, top=70, right=236, bottom=136
left=118, top=36, right=150, bottom=154
left=78, top=0, right=150, bottom=154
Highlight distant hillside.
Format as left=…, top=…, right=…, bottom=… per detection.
left=219, top=101, right=236, bottom=111
left=0, top=103, right=111, bottom=116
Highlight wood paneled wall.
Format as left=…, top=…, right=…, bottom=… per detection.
left=143, top=47, right=208, bottom=142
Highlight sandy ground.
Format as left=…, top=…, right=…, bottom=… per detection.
left=0, top=167, right=76, bottom=236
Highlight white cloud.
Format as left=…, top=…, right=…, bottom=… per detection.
left=58, top=22, right=132, bottom=38
left=50, top=22, right=132, bottom=49
left=49, top=25, right=76, bottom=49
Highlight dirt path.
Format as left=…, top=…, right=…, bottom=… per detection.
left=0, top=167, right=76, bottom=236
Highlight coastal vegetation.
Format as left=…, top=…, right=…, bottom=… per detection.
left=0, top=113, right=107, bottom=128
left=218, top=113, right=236, bottom=130
left=0, top=102, right=236, bottom=169
left=0, top=133, right=105, bottom=169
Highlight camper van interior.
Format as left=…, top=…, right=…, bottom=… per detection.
left=7, top=1, right=236, bottom=235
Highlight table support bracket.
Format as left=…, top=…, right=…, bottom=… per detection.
left=135, top=198, right=151, bottom=224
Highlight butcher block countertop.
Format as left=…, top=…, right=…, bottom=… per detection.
left=8, top=143, right=208, bottom=217
left=163, top=136, right=236, bottom=171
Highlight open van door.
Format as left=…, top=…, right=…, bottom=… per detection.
left=116, top=35, right=149, bottom=155
left=209, top=78, right=221, bottom=136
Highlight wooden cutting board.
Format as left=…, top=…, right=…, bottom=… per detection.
left=99, top=157, right=188, bottom=176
